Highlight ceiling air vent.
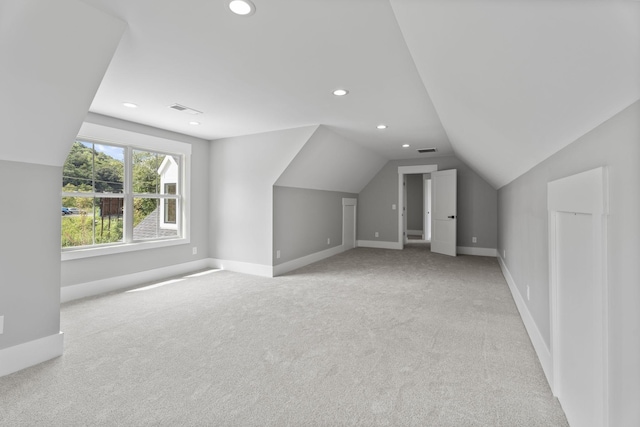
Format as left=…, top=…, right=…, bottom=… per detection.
left=417, top=148, right=437, bottom=153
left=168, top=103, right=203, bottom=115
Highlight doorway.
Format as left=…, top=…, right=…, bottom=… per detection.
left=342, top=198, right=357, bottom=250
left=397, top=165, right=438, bottom=248
left=404, top=174, right=427, bottom=242
left=403, top=174, right=432, bottom=242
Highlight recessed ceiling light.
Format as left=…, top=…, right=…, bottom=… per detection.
left=402, top=144, right=410, bottom=148
left=229, top=0, right=255, bottom=16
left=122, top=102, right=138, bottom=108
left=189, top=121, right=200, bottom=126
left=377, top=124, right=387, bottom=130
left=332, top=89, right=349, bottom=96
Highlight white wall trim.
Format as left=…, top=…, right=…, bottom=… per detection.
left=209, top=258, right=273, bottom=278
left=457, top=246, right=498, bottom=257
left=398, top=165, right=438, bottom=175
left=62, top=257, right=278, bottom=302
left=548, top=166, right=609, bottom=426
left=61, top=238, right=190, bottom=261
left=0, top=332, right=64, bottom=377
left=61, top=259, right=212, bottom=303
left=357, top=240, right=403, bottom=250
left=62, top=245, right=498, bottom=304
left=273, top=245, right=347, bottom=276
left=498, top=255, right=553, bottom=388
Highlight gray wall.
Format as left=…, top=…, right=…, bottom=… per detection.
left=0, top=161, right=62, bottom=350
left=358, top=156, right=497, bottom=249
left=498, top=100, right=640, bottom=425
left=209, top=127, right=317, bottom=266
left=0, top=1, right=124, bottom=354
left=273, top=186, right=357, bottom=265
left=406, top=174, right=424, bottom=231
left=61, top=120, right=211, bottom=287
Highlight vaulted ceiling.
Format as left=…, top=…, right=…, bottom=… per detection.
left=81, top=0, right=639, bottom=188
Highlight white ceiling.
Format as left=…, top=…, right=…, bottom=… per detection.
left=82, top=0, right=639, bottom=188
left=390, top=0, right=640, bottom=188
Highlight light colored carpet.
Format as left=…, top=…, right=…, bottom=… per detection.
left=0, top=244, right=568, bottom=426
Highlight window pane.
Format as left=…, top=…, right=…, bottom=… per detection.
left=164, top=199, right=177, bottom=224
left=94, top=144, right=125, bottom=194
left=164, top=183, right=177, bottom=195
left=62, top=141, right=124, bottom=194
left=133, top=198, right=178, bottom=240
left=62, top=141, right=94, bottom=192
left=95, top=198, right=124, bottom=245
left=62, top=197, right=124, bottom=247
left=133, top=150, right=164, bottom=194
left=163, top=183, right=177, bottom=224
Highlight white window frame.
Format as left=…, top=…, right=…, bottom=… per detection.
left=61, top=122, right=191, bottom=261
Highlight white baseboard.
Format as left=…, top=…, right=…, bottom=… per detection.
left=498, top=255, right=553, bottom=388
left=0, top=332, right=64, bottom=377
left=273, top=245, right=346, bottom=276
left=357, top=240, right=403, bottom=250
left=62, top=257, right=274, bottom=302
left=61, top=259, right=212, bottom=303
left=457, top=246, right=498, bottom=257
left=209, top=258, right=273, bottom=278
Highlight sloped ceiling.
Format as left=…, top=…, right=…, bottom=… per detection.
left=390, top=0, right=640, bottom=188
left=275, top=125, right=387, bottom=193
left=81, top=0, right=452, bottom=161
left=41, top=0, right=638, bottom=189
left=0, top=0, right=125, bottom=166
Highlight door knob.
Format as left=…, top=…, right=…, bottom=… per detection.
left=448, top=215, right=456, bottom=219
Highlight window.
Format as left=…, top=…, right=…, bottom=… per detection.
left=164, top=184, right=177, bottom=224
left=62, top=139, right=185, bottom=255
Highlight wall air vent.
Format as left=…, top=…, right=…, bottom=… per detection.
left=168, top=103, right=203, bottom=115
left=417, top=148, right=437, bottom=153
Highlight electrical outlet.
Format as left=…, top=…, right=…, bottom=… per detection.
left=327, top=238, right=330, bottom=245
left=276, top=250, right=281, bottom=259
left=375, top=232, right=379, bottom=238
left=392, top=204, right=396, bottom=210
left=526, top=285, right=530, bottom=301
left=192, top=247, right=197, bottom=255
left=472, top=237, right=477, bottom=243
left=0, top=315, right=4, bottom=334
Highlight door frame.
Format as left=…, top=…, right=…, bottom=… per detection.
left=342, top=197, right=357, bottom=249
left=548, top=167, right=609, bottom=426
left=398, top=165, right=438, bottom=248
left=424, top=176, right=431, bottom=241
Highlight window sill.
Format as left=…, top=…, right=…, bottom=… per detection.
left=61, top=237, right=190, bottom=261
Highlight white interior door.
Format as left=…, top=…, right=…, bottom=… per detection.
left=342, top=198, right=356, bottom=249
left=424, top=176, right=431, bottom=241
left=431, top=169, right=457, bottom=256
